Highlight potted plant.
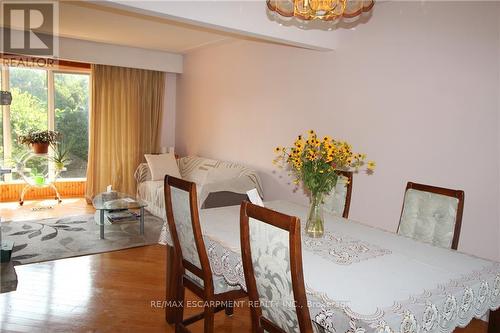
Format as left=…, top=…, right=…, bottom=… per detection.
left=18, top=130, right=60, bottom=154
left=49, top=141, right=72, bottom=171
left=30, top=168, right=45, bottom=186
left=273, top=130, right=375, bottom=238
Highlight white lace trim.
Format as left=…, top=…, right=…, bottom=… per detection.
left=307, top=263, right=500, bottom=333
left=160, top=225, right=247, bottom=288
left=206, top=237, right=247, bottom=288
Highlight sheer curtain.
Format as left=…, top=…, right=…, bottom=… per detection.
left=85, top=64, right=165, bottom=200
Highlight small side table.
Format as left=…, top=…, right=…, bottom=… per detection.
left=92, top=192, right=148, bottom=239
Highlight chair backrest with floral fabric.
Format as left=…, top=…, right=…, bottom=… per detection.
left=398, top=182, right=464, bottom=250
left=240, top=201, right=313, bottom=333
left=164, top=176, right=213, bottom=291
left=323, top=171, right=353, bottom=219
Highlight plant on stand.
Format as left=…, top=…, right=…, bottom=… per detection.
left=274, top=130, right=375, bottom=238
left=18, top=130, right=60, bottom=154
left=50, top=140, right=72, bottom=172
left=30, top=167, right=45, bottom=186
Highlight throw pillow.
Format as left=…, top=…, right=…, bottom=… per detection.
left=144, top=153, right=181, bottom=181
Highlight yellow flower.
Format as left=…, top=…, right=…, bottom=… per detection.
left=341, top=142, right=352, bottom=152
left=294, top=139, right=304, bottom=150
left=306, top=150, right=316, bottom=161
left=272, top=133, right=373, bottom=186
left=308, top=130, right=316, bottom=140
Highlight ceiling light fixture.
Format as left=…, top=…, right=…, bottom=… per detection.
left=267, top=0, right=374, bottom=21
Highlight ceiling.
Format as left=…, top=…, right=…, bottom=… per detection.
left=3, top=0, right=340, bottom=54
left=55, top=1, right=233, bottom=54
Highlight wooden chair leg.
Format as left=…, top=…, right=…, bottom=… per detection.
left=249, top=307, right=264, bottom=333
left=489, top=308, right=500, bottom=333
left=174, top=282, right=185, bottom=325
left=165, top=245, right=180, bottom=324
left=225, top=301, right=234, bottom=316
left=203, top=305, right=215, bottom=333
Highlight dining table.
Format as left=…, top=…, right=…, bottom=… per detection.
left=163, top=200, right=500, bottom=333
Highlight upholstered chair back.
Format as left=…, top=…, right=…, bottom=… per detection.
left=240, top=201, right=313, bottom=333
left=169, top=187, right=201, bottom=268
left=398, top=182, right=464, bottom=250
left=164, top=176, right=213, bottom=289
left=323, top=171, right=353, bottom=218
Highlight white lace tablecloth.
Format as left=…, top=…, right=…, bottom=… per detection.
left=161, top=200, right=500, bottom=333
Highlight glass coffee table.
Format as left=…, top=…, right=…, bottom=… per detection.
left=92, top=192, right=148, bottom=239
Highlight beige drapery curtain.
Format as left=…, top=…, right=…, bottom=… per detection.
left=85, top=64, right=165, bottom=200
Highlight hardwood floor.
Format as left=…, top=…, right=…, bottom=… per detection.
left=0, top=198, right=94, bottom=222
left=0, top=245, right=252, bottom=333
left=0, top=199, right=488, bottom=332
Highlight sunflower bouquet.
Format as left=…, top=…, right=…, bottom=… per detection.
left=273, top=130, right=375, bottom=237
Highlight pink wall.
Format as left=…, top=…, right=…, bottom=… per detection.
left=176, top=2, right=500, bottom=261
left=160, top=73, right=177, bottom=149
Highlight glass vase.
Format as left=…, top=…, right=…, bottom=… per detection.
left=305, top=192, right=325, bottom=238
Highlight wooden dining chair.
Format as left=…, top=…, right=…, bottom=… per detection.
left=397, top=182, right=465, bottom=250
left=323, top=171, right=353, bottom=218
left=164, top=175, right=247, bottom=333
left=240, top=201, right=314, bottom=333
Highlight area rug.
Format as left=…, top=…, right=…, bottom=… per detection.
left=1, top=213, right=164, bottom=265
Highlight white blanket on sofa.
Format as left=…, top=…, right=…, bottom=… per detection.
left=135, top=156, right=264, bottom=243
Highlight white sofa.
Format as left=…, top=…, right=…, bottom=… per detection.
left=134, top=155, right=264, bottom=221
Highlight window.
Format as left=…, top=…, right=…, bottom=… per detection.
left=0, top=63, right=90, bottom=182
left=10, top=67, right=49, bottom=180
left=54, top=73, right=90, bottom=178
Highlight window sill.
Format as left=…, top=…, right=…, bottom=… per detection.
left=0, top=179, right=87, bottom=202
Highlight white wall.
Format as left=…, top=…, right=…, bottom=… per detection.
left=1, top=29, right=184, bottom=73
left=59, top=36, right=183, bottom=73
left=176, top=1, right=500, bottom=261
left=161, top=73, right=177, bottom=149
